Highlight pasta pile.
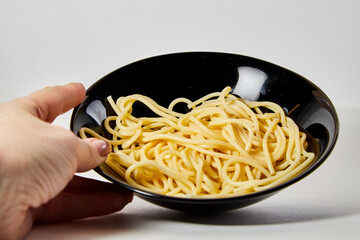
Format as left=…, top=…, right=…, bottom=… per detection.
left=80, top=87, right=315, bottom=198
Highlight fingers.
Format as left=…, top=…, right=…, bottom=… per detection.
left=32, top=177, right=133, bottom=223
left=22, top=82, right=86, bottom=123
left=75, top=138, right=112, bottom=172
left=13, top=83, right=112, bottom=172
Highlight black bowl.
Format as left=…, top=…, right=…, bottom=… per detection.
left=70, top=52, right=339, bottom=212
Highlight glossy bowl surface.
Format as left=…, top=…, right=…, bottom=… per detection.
left=70, top=52, right=339, bottom=212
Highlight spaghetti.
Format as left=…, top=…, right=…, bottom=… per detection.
left=79, top=87, right=315, bottom=198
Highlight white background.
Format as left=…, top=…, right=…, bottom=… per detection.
left=1, top=0, right=359, bottom=239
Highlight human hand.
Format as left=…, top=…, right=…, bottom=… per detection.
left=0, top=83, right=133, bottom=239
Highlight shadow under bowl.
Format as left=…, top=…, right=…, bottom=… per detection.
left=70, top=52, right=339, bottom=213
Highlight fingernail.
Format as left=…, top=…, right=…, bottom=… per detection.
left=93, top=140, right=111, bottom=157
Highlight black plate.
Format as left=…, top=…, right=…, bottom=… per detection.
left=70, top=52, right=339, bottom=212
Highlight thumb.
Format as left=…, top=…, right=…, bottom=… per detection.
left=75, top=138, right=111, bottom=172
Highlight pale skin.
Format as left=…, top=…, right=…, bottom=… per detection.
left=0, top=83, right=133, bottom=239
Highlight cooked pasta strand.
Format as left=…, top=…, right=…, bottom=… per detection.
left=81, top=86, right=315, bottom=198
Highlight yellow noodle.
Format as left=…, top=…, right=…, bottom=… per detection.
left=80, top=86, right=315, bottom=198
